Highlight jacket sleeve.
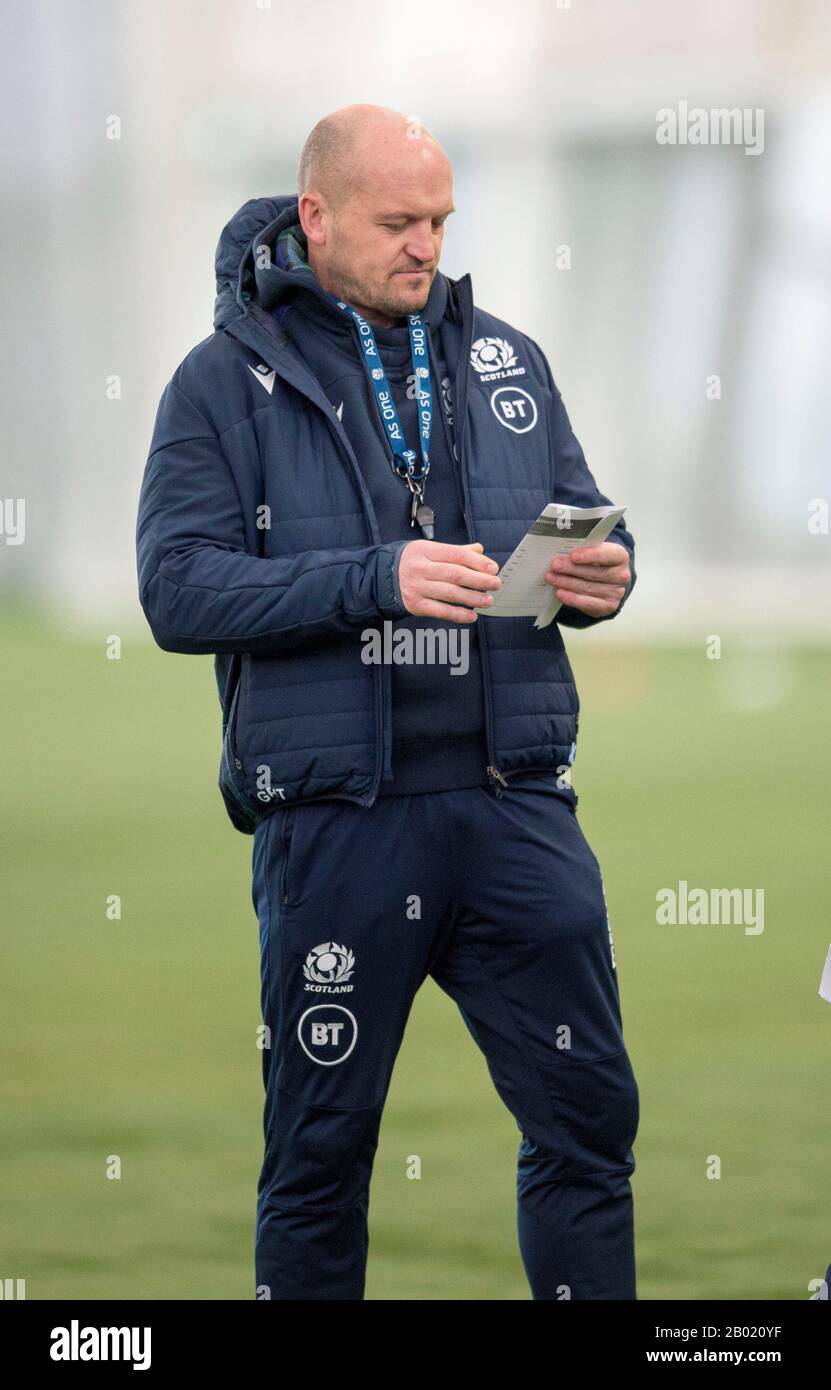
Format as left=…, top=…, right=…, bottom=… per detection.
left=529, top=339, right=636, bottom=630
left=136, top=379, right=410, bottom=655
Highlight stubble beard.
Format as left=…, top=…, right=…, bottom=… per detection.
left=330, top=259, right=435, bottom=324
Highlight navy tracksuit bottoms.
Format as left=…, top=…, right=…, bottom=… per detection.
left=250, top=784, right=639, bottom=1300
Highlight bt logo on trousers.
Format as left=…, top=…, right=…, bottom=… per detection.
left=297, top=1005, right=358, bottom=1066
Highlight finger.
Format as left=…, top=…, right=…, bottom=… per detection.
left=412, top=598, right=479, bottom=623
left=428, top=562, right=502, bottom=593
left=428, top=542, right=500, bottom=574
left=422, top=580, right=497, bottom=608
left=548, top=562, right=629, bottom=585
left=554, top=588, right=622, bottom=616
left=548, top=574, right=627, bottom=599
left=569, top=544, right=622, bottom=566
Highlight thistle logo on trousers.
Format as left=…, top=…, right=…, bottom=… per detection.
left=303, top=941, right=356, bottom=993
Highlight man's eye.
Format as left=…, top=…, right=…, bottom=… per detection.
left=381, top=219, right=446, bottom=232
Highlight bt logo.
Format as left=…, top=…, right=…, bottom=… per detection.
left=297, top=1006, right=358, bottom=1066
left=490, top=387, right=538, bottom=434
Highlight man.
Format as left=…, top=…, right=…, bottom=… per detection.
left=136, top=104, right=639, bottom=1301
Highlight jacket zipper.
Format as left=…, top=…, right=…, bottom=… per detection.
left=444, top=286, right=506, bottom=799
left=487, top=764, right=573, bottom=799
left=222, top=683, right=256, bottom=819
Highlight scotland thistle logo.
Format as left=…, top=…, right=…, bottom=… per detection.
left=469, top=337, right=524, bottom=381
left=303, top=941, right=356, bottom=994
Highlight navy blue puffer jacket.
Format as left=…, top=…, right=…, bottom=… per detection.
left=136, top=195, right=636, bottom=833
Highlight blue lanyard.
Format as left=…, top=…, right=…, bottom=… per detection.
left=329, top=297, right=433, bottom=490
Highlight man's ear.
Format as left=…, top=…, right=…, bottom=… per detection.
left=298, top=192, right=327, bottom=248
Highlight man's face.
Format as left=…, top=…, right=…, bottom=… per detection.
left=303, top=147, right=455, bottom=325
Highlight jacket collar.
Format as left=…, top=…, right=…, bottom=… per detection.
left=219, top=196, right=474, bottom=438
left=215, top=194, right=467, bottom=338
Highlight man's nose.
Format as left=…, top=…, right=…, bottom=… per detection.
left=404, top=227, right=437, bottom=264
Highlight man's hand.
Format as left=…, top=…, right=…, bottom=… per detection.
left=544, top=541, right=631, bottom=618
left=397, top=540, right=501, bottom=622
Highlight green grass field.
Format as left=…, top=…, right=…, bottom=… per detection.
left=2, top=610, right=829, bottom=1300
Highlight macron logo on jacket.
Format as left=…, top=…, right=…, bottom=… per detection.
left=249, top=363, right=276, bottom=394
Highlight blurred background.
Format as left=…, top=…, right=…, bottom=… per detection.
left=1, top=0, right=829, bottom=1299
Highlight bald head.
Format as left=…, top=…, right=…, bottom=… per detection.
left=295, top=105, right=455, bottom=328
left=297, top=104, right=449, bottom=209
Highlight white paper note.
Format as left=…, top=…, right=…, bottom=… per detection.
left=820, top=943, right=831, bottom=1003
left=473, top=503, right=627, bottom=629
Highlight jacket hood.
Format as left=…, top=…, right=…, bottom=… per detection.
left=213, top=193, right=457, bottom=335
